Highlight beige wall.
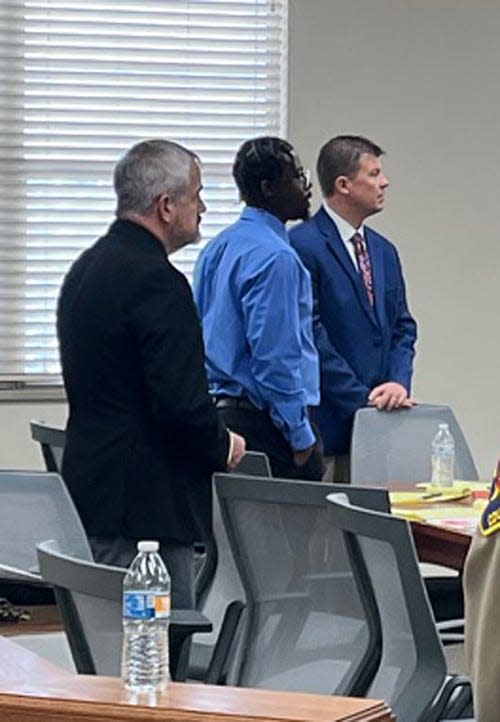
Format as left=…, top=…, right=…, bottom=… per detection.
left=0, top=0, right=499, bottom=477
left=289, top=0, right=500, bottom=477
left=0, top=402, right=67, bottom=470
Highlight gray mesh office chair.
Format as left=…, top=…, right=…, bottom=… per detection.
left=350, top=404, right=478, bottom=486
left=350, top=403, right=478, bottom=624
left=0, top=471, right=91, bottom=582
left=30, top=420, right=66, bottom=474
left=215, top=474, right=389, bottom=695
left=190, top=452, right=272, bottom=683
left=37, top=539, right=212, bottom=681
left=326, top=494, right=473, bottom=722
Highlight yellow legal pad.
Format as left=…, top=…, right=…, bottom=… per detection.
left=415, top=480, right=489, bottom=492
left=389, top=488, right=472, bottom=507
left=391, top=508, right=427, bottom=522
left=391, top=506, right=480, bottom=533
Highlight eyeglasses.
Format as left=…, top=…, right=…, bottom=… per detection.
left=296, top=168, right=311, bottom=187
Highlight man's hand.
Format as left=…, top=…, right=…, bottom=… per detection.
left=368, top=382, right=415, bottom=411
left=293, top=443, right=315, bottom=468
left=227, top=431, right=247, bottom=470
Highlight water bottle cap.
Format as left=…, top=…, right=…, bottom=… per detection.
left=438, top=423, right=449, bottom=430
left=137, top=540, right=159, bottom=553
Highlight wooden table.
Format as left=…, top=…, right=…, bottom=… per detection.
left=390, top=483, right=488, bottom=571
left=0, top=605, right=62, bottom=636
left=0, top=637, right=395, bottom=722
left=411, top=518, right=473, bottom=571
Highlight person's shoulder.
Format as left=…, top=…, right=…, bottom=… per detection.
left=61, top=229, right=116, bottom=285
left=228, top=226, right=297, bottom=279
left=365, top=225, right=402, bottom=257
left=256, top=241, right=304, bottom=281
left=129, top=259, right=194, bottom=319
left=365, top=224, right=396, bottom=247
left=225, top=217, right=284, bottom=258
left=86, top=222, right=161, bottom=273
left=365, top=224, right=388, bottom=246
left=289, top=209, right=331, bottom=257
left=289, top=211, right=322, bottom=244
left=199, top=218, right=250, bottom=262
left=197, top=229, right=227, bottom=263
left=107, top=228, right=189, bottom=297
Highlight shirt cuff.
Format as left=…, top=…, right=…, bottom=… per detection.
left=288, top=419, right=316, bottom=452
left=226, top=430, right=234, bottom=466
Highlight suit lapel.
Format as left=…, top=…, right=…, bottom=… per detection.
left=316, top=209, right=379, bottom=327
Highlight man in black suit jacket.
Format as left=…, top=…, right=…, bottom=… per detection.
left=57, top=140, right=245, bottom=613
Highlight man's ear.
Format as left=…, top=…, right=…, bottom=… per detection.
left=260, top=178, right=274, bottom=199
left=334, top=175, right=351, bottom=196
left=157, top=192, right=174, bottom=223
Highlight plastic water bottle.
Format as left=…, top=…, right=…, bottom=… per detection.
left=121, top=540, right=171, bottom=693
left=431, top=423, right=455, bottom=487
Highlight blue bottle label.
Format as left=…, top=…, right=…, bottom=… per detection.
left=123, top=591, right=170, bottom=620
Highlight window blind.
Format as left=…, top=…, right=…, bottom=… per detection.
left=0, top=0, right=287, bottom=381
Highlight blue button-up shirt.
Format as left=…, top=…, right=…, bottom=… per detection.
left=194, top=206, right=319, bottom=451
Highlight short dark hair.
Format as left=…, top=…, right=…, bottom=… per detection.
left=233, top=137, right=296, bottom=204
left=316, top=135, right=384, bottom=197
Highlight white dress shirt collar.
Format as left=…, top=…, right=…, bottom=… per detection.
left=322, top=201, right=365, bottom=268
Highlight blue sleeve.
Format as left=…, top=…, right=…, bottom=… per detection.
left=241, top=250, right=315, bottom=451
left=192, top=240, right=219, bottom=316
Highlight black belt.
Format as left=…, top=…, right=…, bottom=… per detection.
left=214, top=396, right=257, bottom=411
left=214, top=395, right=314, bottom=417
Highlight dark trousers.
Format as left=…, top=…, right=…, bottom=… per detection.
left=216, top=404, right=324, bottom=480
left=89, top=535, right=195, bottom=679
left=322, top=454, right=351, bottom=483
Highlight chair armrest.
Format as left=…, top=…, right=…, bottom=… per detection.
left=170, top=610, right=213, bottom=683
left=431, top=674, right=472, bottom=721
left=205, top=600, right=245, bottom=685
left=170, top=609, right=212, bottom=639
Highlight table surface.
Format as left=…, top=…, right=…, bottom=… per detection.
left=390, top=480, right=489, bottom=570
left=0, top=637, right=395, bottom=722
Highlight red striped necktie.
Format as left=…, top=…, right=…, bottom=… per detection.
left=351, top=232, right=374, bottom=306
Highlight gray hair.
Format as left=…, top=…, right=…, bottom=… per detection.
left=113, top=139, right=198, bottom=216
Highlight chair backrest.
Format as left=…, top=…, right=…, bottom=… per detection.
left=190, top=452, right=272, bottom=682
left=326, top=493, right=448, bottom=722
left=233, top=451, right=272, bottom=477
left=195, top=452, right=272, bottom=607
left=37, top=539, right=124, bottom=675
left=215, top=474, right=389, bottom=695
left=350, top=404, right=478, bottom=486
left=0, top=471, right=91, bottom=580
left=30, top=420, right=66, bottom=473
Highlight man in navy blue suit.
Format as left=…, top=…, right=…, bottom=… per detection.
left=290, top=135, right=417, bottom=482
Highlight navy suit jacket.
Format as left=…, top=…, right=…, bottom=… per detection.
left=290, top=207, right=417, bottom=455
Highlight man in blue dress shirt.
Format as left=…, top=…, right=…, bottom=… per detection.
left=194, top=137, right=323, bottom=480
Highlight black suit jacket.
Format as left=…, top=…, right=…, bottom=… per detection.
left=57, top=219, right=229, bottom=542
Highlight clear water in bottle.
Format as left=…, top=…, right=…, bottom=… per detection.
left=121, top=540, right=171, bottom=693
left=431, top=423, right=455, bottom=488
